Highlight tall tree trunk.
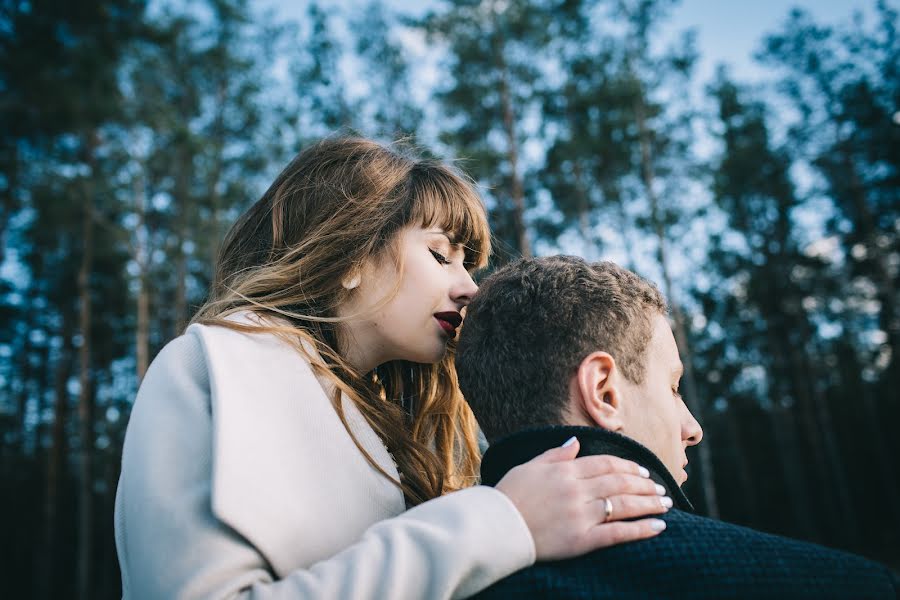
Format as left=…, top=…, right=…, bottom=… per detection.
left=722, top=407, right=760, bottom=524
left=491, top=16, right=530, bottom=258
left=758, top=303, right=825, bottom=542
left=768, top=402, right=819, bottom=539
left=790, top=336, right=860, bottom=547
left=571, top=160, right=596, bottom=259
left=838, top=153, right=900, bottom=545
left=612, top=195, right=638, bottom=272
left=207, top=80, right=227, bottom=271
left=37, top=315, right=75, bottom=600
left=15, top=297, right=35, bottom=453
left=76, top=132, right=98, bottom=600
left=173, top=148, right=190, bottom=336
left=134, top=168, right=150, bottom=380
left=843, top=157, right=899, bottom=379
left=848, top=346, right=900, bottom=547
left=634, top=94, right=719, bottom=517
left=0, top=143, right=18, bottom=266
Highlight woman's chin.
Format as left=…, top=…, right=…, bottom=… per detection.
left=402, top=344, right=450, bottom=365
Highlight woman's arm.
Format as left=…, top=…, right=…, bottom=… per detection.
left=114, top=333, right=534, bottom=600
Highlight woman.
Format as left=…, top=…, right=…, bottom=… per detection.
left=114, top=138, right=669, bottom=599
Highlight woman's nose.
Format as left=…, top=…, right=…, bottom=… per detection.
left=452, top=269, right=479, bottom=307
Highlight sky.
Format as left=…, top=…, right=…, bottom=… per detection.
left=667, top=0, right=867, bottom=83
left=263, top=0, right=869, bottom=87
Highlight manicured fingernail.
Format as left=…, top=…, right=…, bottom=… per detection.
left=638, top=466, right=650, bottom=478
left=660, top=496, right=673, bottom=508
left=651, top=519, right=667, bottom=532
left=655, top=484, right=666, bottom=496
left=561, top=436, right=577, bottom=448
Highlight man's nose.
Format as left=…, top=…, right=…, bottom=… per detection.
left=683, top=405, right=703, bottom=446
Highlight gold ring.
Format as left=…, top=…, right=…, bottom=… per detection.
left=603, top=497, right=614, bottom=522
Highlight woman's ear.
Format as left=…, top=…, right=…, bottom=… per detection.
left=575, top=351, right=625, bottom=432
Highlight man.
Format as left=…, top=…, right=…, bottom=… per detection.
left=456, top=256, right=898, bottom=599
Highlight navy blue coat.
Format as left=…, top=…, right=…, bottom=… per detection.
left=475, top=426, right=899, bottom=600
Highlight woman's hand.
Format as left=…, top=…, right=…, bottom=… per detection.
left=495, top=437, right=668, bottom=561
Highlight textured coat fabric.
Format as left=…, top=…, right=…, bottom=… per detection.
left=475, top=426, right=900, bottom=600
left=114, top=315, right=535, bottom=600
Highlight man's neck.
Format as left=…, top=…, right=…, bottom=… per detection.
left=480, top=425, right=693, bottom=512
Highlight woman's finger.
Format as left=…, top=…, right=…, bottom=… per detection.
left=583, top=473, right=663, bottom=500
left=591, top=494, right=671, bottom=522
left=572, top=454, right=650, bottom=479
left=532, top=436, right=581, bottom=464
left=582, top=518, right=668, bottom=550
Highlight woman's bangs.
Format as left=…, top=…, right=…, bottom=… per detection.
left=409, top=167, right=491, bottom=270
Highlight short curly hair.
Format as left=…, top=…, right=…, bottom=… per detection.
left=456, top=256, right=667, bottom=443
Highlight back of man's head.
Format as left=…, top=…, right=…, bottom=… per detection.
left=457, top=256, right=667, bottom=443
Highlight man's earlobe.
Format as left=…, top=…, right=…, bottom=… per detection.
left=590, top=386, right=624, bottom=432
left=577, top=352, right=625, bottom=432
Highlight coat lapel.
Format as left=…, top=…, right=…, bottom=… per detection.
left=189, top=316, right=405, bottom=576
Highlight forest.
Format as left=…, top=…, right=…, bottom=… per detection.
left=1, top=0, right=898, bottom=597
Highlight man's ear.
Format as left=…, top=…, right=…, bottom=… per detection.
left=575, top=351, right=625, bottom=432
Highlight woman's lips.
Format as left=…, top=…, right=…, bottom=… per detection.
left=434, top=311, right=463, bottom=337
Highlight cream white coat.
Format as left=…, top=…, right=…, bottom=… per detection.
left=114, top=317, right=535, bottom=599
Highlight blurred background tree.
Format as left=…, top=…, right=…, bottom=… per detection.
left=0, top=0, right=897, bottom=596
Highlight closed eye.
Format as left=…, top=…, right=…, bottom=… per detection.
left=429, top=248, right=451, bottom=265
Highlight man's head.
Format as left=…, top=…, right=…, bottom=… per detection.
left=456, top=256, right=702, bottom=484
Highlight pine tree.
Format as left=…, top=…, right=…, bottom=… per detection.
left=758, top=2, right=900, bottom=551
left=0, top=4, right=147, bottom=597
left=759, top=4, right=899, bottom=397
left=538, top=3, right=638, bottom=263
left=591, top=0, right=720, bottom=516
left=353, top=0, right=424, bottom=140
left=292, top=1, right=358, bottom=142
left=421, top=0, right=557, bottom=259
left=703, top=71, right=873, bottom=547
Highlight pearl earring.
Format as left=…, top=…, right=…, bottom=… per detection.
left=342, top=273, right=361, bottom=290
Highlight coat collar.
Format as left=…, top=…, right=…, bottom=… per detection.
left=188, top=313, right=405, bottom=576
left=480, top=425, right=693, bottom=512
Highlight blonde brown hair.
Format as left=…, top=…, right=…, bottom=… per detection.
left=192, top=137, right=491, bottom=506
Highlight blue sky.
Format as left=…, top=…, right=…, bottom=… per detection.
left=666, top=0, right=867, bottom=82
left=263, top=0, right=868, bottom=85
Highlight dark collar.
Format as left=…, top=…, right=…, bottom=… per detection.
left=480, top=425, right=694, bottom=512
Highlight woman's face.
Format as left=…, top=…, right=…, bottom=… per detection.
left=336, top=225, right=479, bottom=372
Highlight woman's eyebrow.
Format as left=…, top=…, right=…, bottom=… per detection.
left=427, top=229, right=459, bottom=245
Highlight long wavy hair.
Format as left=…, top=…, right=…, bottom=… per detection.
left=192, top=137, right=491, bottom=506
